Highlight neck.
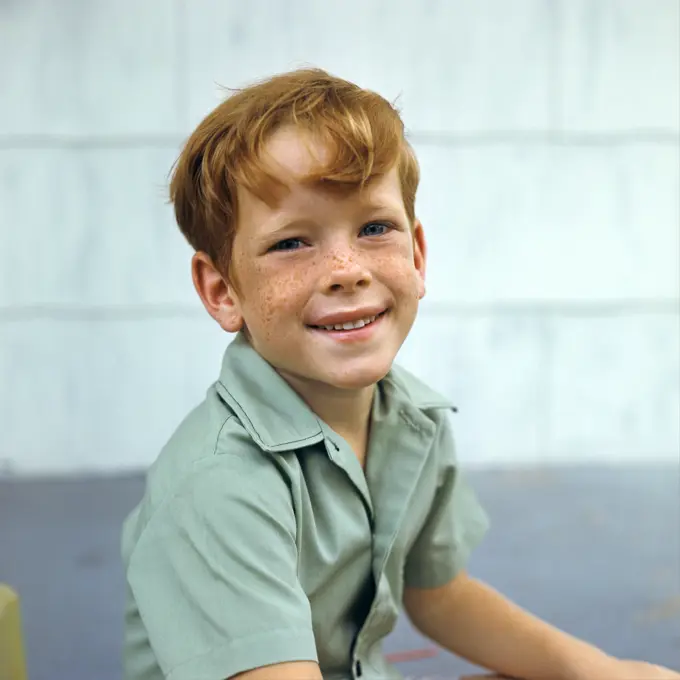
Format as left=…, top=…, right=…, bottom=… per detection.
left=280, top=373, right=376, bottom=453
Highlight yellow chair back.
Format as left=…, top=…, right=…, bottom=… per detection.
left=0, top=584, right=28, bottom=680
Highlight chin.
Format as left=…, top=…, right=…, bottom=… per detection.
left=323, top=361, right=394, bottom=391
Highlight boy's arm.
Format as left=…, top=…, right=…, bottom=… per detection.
left=231, top=660, right=322, bottom=680
left=403, top=571, right=678, bottom=680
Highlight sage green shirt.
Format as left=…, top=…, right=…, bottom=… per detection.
left=121, top=332, right=488, bottom=680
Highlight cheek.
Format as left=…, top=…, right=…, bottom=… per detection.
left=377, top=247, right=421, bottom=295
left=243, top=263, right=309, bottom=329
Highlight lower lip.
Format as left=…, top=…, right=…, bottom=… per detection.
left=308, top=311, right=388, bottom=342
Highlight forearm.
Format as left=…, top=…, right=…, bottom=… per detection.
left=404, top=573, right=613, bottom=680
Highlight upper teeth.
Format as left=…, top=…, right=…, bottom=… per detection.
left=320, top=315, right=378, bottom=331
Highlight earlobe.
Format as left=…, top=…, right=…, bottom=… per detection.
left=418, top=277, right=427, bottom=300
left=191, top=252, right=244, bottom=333
left=412, top=220, right=427, bottom=300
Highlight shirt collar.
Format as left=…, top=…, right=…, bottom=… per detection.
left=216, top=332, right=325, bottom=452
left=215, top=332, right=455, bottom=452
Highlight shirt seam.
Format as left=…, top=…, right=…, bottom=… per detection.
left=212, top=412, right=236, bottom=456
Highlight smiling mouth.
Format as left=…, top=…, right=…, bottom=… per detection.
left=308, top=310, right=388, bottom=332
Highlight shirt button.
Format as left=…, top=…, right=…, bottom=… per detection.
left=355, top=659, right=363, bottom=677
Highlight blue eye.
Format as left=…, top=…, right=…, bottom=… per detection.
left=271, top=238, right=304, bottom=251
left=361, top=222, right=390, bottom=237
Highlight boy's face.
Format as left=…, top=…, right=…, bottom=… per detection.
left=198, top=126, right=426, bottom=392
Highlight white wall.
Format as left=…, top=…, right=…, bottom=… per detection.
left=1, top=0, right=678, bottom=476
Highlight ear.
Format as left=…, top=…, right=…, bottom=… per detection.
left=412, top=220, right=427, bottom=300
left=191, top=252, right=243, bottom=333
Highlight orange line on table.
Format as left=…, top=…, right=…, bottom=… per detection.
left=385, top=646, right=440, bottom=663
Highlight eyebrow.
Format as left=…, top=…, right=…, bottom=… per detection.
left=363, top=205, right=404, bottom=217
left=357, top=196, right=407, bottom=215
left=260, top=218, right=319, bottom=241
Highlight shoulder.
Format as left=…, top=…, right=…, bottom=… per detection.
left=122, top=385, right=297, bottom=564
left=150, top=384, right=292, bottom=499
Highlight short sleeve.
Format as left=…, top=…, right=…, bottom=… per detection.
left=126, top=454, right=317, bottom=680
left=403, top=413, right=489, bottom=589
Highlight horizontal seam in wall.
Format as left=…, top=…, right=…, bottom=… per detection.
left=0, top=131, right=678, bottom=150
left=0, top=300, right=678, bottom=322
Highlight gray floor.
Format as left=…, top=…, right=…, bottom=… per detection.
left=1, top=465, right=679, bottom=680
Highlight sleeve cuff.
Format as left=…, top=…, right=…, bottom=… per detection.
left=404, top=512, right=490, bottom=589
left=166, top=628, right=318, bottom=680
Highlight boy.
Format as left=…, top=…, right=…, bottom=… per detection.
left=121, top=68, right=678, bottom=680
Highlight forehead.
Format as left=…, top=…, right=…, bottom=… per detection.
left=263, top=126, right=330, bottom=180
left=245, top=127, right=405, bottom=215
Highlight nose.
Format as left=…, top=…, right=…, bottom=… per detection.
left=321, top=248, right=372, bottom=293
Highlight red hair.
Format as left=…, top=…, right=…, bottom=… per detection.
left=169, top=68, right=420, bottom=275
